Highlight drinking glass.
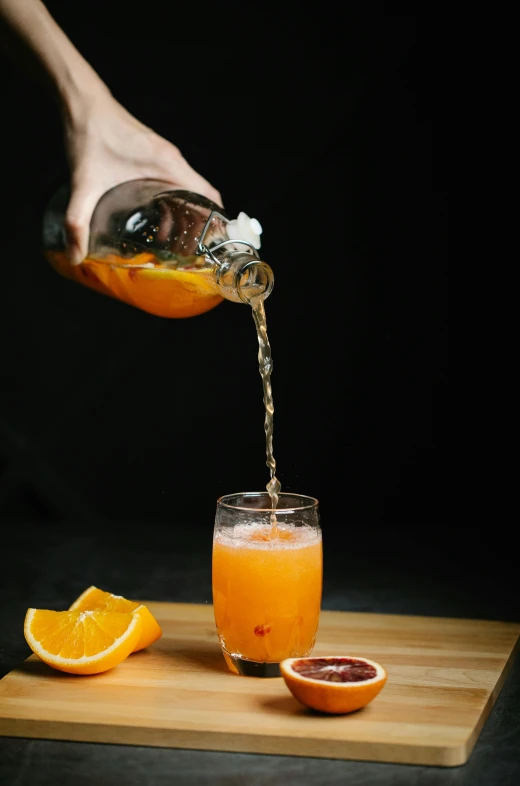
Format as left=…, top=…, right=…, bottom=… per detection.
left=212, top=491, right=322, bottom=677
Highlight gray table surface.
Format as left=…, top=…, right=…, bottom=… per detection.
left=1, top=523, right=519, bottom=786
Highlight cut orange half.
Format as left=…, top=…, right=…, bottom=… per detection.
left=280, top=655, right=387, bottom=714
left=69, top=586, right=162, bottom=652
left=24, top=608, right=142, bottom=675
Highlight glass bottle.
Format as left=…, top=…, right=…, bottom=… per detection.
left=42, top=179, right=274, bottom=318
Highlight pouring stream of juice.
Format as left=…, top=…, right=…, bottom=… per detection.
left=252, top=301, right=281, bottom=529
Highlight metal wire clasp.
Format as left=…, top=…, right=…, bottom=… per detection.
left=197, top=209, right=272, bottom=304
left=197, top=210, right=261, bottom=267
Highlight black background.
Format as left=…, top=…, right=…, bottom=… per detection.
left=0, top=2, right=448, bottom=521
left=0, top=2, right=472, bottom=598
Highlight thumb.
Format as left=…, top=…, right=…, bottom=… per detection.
left=65, top=186, right=102, bottom=266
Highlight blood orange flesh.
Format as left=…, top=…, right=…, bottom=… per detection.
left=292, top=657, right=378, bottom=682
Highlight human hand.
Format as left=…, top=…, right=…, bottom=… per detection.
left=63, top=90, right=223, bottom=265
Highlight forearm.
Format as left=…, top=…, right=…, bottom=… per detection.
left=0, top=0, right=110, bottom=123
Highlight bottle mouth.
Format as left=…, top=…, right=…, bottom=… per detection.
left=214, top=253, right=274, bottom=305
left=233, top=259, right=274, bottom=304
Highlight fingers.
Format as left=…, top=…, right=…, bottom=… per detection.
left=192, top=179, right=223, bottom=208
left=205, top=184, right=223, bottom=208
left=176, top=171, right=223, bottom=208
left=164, top=152, right=223, bottom=208
left=65, top=186, right=102, bottom=265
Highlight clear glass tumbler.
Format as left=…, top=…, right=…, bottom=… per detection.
left=212, top=492, right=322, bottom=677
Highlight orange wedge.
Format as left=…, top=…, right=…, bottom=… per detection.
left=280, top=655, right=387, bottom=714
left=69, top=586, right=162, bottom=652
left=24, top=608, right=142, bottom=675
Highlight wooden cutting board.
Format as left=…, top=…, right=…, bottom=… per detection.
left=0, top=602, right=518, bottom=766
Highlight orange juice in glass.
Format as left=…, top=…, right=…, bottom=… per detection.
left=212, top=492, right=322, bottom=677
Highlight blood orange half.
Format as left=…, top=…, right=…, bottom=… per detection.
left=280, top=655, right=387, bottom=714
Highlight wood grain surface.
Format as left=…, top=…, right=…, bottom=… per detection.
left=0, top=602, right=518, bottom=766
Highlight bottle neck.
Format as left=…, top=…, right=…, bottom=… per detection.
left=211, top=249, right=274, bottom=305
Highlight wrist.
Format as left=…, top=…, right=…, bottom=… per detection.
left=59, top=64, right=112, bottom=130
